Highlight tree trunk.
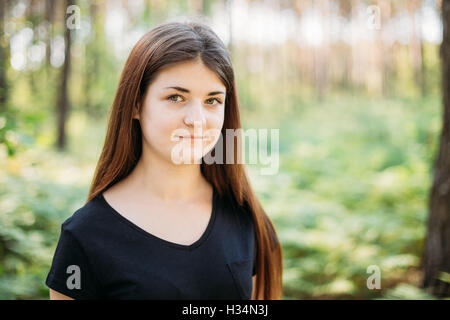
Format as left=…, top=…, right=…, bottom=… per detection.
left=380, top=0, right=393, bottom=97
left=83, top=0, right=98, bottom=118
left=315, top=0, right=329, bottom=101
left=46, top=0, right=55, bottom=70
left=422, top=0, right=450, bottom=298
left=56, top=0, right=73, bottom=150
left=226, top=0, right=233, bottom=57
left=409, top=0, right=426, bottom=97
left=0, top=0, right=9, bottom=112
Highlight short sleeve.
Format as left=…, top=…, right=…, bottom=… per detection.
left=45, top=223, right=104, bottom=299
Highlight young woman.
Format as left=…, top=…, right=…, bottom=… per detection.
left=46, top=21, right=283, bottom=300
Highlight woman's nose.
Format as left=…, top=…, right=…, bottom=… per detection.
left=183, top=100, right=206, bottom=126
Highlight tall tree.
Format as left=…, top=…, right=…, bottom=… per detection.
left=379, top=0, right=394, bottom=97
left=0, top=0, right=9, bottom=112
left=422, top=0, right=450, bottom=298
left=46, top=0, right=56, bottom=70
left=337, top=0, right=353, bottom=89
left=409, top=0, right=426, bottom=96
left=314, top=0, right=329, bottom=101
left=56, top=0, right=74, bottom=150
left=83, top=0, right=99, bottom=118
left=226, top=0, right=233, bottom=57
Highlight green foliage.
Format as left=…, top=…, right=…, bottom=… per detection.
left=0, top=145, right=95, bottom=299
left=246, top=92, right=441, bottom=300
left=377, top=284, right=436, bottom=300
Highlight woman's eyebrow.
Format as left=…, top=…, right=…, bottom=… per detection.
left=164, top=86, right=225, bottom=96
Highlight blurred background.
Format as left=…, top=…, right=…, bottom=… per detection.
left=0, top=0, right=448, bottom=299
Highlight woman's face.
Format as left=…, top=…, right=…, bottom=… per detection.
left=134, top=58, right=226, bottom=164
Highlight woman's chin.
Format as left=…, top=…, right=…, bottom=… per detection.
left=170, top=148, right=210, bottom=164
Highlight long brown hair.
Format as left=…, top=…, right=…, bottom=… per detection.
left=86, top=21, right=283, bottom=300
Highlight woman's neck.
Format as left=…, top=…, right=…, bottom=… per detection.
left=125, top=148, right=210, bottom=204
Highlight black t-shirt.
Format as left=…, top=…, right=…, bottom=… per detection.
left=45, top=187, right=257, bottom=300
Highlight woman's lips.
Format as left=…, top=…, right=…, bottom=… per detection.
left=178, top=136, right=206, bottom=139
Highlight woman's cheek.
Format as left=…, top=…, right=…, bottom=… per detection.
left=140, top=111, right=168, bottom=151
left=209, top=111, right=225, bottom=133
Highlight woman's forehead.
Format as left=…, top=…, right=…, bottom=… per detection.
left=151, top=60, right=226, bottom=91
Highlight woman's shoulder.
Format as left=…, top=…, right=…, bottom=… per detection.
left=218, top=192, right=254, bottom=232
left=60, top=194, right=108, bottom=238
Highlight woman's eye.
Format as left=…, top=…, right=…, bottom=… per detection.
left=167, top=95, right=222, bottom=105
left=168, top=94, right=183, bottom=103
left=206, top=98, right=222, bottom=105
